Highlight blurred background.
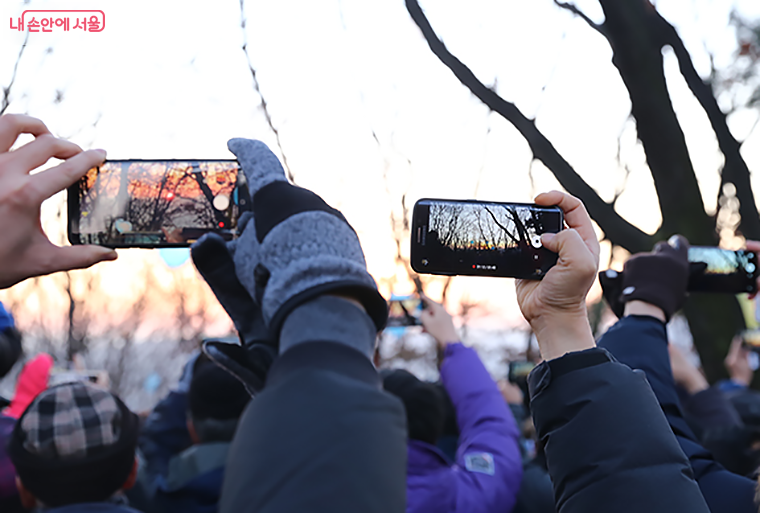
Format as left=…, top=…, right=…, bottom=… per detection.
left=1, top=0, right=759, bottom=410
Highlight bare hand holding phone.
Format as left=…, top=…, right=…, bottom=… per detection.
left=0, top=114, right=117, bottom=288
left=515, top=191, right=598, bottom=361
left=419, top=293, right=459, bottom=349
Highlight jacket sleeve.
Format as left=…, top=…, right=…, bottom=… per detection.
left=0, top=303, right=20, bottom=379
left=0, top=328, right=22, bottom=379
left=137, top=390, right=192, bottom=484
left=529, top=347, right=710, bottom=513
left=441, top=343, right=522, bottom=513
left=219, top=298, right=407, bottom=513
left=598, top=316, right=757, bottom=513
left=682, top=386, right=743, bottom=431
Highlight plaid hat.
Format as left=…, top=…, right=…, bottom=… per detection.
left=8, top=382, right=139, bottom=507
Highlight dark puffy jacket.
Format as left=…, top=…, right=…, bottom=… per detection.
left=220, top=341, right=407, bottom=513
left=528, top=347, right=710, bottom=513
left=598, top=316, right=757, bottom=513
left=42, top=501, right=142, bottom=513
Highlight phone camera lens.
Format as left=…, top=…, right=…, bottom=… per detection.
left=747, top=263, right=756, bottom=273
left=421, top=259, right=429, bottom=266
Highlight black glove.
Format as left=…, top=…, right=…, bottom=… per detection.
left=191, top=232, right=274, bottom=396
left=600, top=235, right=705, bottom=322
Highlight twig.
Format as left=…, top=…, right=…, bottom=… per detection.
left=553, top=1, right=608, bottom=38
left=1, top=31, right=30, bottom=115
left=405, top=0, right=652, bottom=252
left=238, top=0, right=295, bottom=182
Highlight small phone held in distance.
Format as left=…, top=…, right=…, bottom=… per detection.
left=411, top=199, right=564, bottom=279
left=687, top=247, right=758, bottom=294
left=508, top=361, right=536, bottom=384
left=387, top=296, right=423, bottom=327
left=68, top=160, right=250, bottom=248
left=741, top=329, right=760, bottom=353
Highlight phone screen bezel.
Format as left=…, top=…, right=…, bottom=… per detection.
left=687, top=246, right=760, bottom=294
left=67, top=159, right=245, bottom=249
left=410, top=198, right=564, bottom=279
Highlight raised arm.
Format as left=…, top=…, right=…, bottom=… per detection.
left=517, top=192, right=709, bottom=513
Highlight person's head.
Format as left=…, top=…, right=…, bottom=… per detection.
left=8, top=381, right=139, bottom=509
left=382, top=369, right=444, bottom=445
left=187, top=359, right=250, bottom=444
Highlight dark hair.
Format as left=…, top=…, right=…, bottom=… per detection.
left=188, top=360, right=250, bottom=443
left=382, top=369, right=445, bottom=445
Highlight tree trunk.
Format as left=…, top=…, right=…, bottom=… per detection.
left=406, top=0, right=753, bottom=382
left=598, top=0, right=744, bottom=382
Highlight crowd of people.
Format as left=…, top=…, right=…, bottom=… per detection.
left=1, top=112, right=760, bottom=512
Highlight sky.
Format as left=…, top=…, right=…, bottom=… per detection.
left=1, top=0, right=760, bottom=334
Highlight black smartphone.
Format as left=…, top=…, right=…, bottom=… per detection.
left=68, top=160, right=250, bottom=248
left=387, top=296, right=423, bottom=327
left=411, top=199, right=564, bottom=279
left=508, top=361, right=536, bottom=384
left=687, top=247, right=758, bottom=294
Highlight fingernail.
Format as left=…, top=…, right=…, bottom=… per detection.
left=541, top=233, right=555, bottom=244
left=100, top=249, right=118, bottom=261
left=94, top=149, right=107, bottom=160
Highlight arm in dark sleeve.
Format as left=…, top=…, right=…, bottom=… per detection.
left=0, top=303, right=20, bottom=378
left=440, top=343, right=522, bottom=513
left=682, top=386, right=743, bottom=431
left=529, top=348, right=710, bottom=513
left=137, top=390, right=192, bottom=483
left=598, top=316, right=757, bottom=513
left=0, top=328, right=22, bottom=378
left=220, top=297, right=407, bottom=513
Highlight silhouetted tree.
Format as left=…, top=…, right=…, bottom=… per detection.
left=406, top=0, right=760, bottom=381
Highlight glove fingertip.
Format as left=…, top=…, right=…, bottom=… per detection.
left=191, top=233, right=234, bottom=271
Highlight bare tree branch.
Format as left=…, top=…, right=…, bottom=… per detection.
left=553, top=0, right=608, bottom=38
left=653, top=12, right=760, bottom=239
left=1, top=31, right=30, bottom=116
left=238, top=0, right=295, bottom=182
left=405, top=0, right=653, bottom=253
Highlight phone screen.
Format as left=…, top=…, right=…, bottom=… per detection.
left=387, top=297, right=423, bottom=327
left=68, top=160, right=250, bottom=248
left=508, top=361, right=536, bottom=383
left=411, top=199, right=563, bottom=279
left=687, top=247, right=758, bottom=294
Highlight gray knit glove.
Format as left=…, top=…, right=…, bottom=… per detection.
left=228, top=138, right=388, bottom=337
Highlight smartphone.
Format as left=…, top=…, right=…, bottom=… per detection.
left=68, top=160, right=250, bottom=248
left=387, top=296, right=423, bottom=327
left=411, top=199, right=563, bottom=279
left=508, top=361, right=536, bottom=384
left=742, top=329, right=760, bottom=353
left=687, top=247, right=758, bottom=294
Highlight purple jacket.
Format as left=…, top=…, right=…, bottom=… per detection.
left=406, top=343, right=522, bottom=513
